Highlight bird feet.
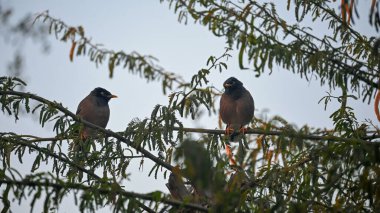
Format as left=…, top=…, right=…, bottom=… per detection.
left=225, top=125, right=249, bottom=136
left=224, top=126, right=235, bottom=136
left=239, top=127, right=249, bottom=134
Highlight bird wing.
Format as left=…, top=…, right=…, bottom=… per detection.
left=76, top=95, right=91, bottom=116
left=236, top=90, right=254, bottom=125
left=219, top=94, right=235, bottom=124
left=76, top=100, right=83, bottom=115
left=76, top=95, right=110, bottom=127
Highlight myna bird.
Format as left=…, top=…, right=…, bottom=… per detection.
left=76, top=87, right=117, bottom=140
left=69, top=87, right=116, bottom=179
left=219, top=77, right=254, bottom=164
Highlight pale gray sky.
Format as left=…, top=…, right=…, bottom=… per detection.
left=0, top=0, right=376, bottom=212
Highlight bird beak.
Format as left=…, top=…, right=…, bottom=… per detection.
left=110, top=94, right=118, bottom=98
left=224, top=83, right=232, bottom=88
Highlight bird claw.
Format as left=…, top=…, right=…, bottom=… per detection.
left=225, top=124, right=235, bottom=136
left=225, top=125, right=249, bottom=137
left=239, top=127, right=249, bottom=134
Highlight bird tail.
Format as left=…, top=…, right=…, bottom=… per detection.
left=229, top=132, right=239, bottom=142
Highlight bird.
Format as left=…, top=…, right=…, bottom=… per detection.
left=76, top=87, right=117, bottom=141
left=219, top=77, right=254, bottom=164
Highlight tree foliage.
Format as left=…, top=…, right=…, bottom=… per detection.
left=1, top=1, right=380, bottom=212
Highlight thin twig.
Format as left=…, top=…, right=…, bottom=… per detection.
left=34, top=12, right=185, bottom=88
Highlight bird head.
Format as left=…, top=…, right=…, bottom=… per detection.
left=91, top=87, right=117, bottom=102
left=223, top=77, right=243, bottom=92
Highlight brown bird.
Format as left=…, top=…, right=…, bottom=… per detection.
left=219, top=77, right=254, bottom=164
left=76, top=87, right=117, bottom=140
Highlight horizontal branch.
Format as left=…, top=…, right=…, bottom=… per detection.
left=176, top=127, right=379, bottom=145
left=0, top=179, right=208, bottom=212
left=2, top=125, right=378, bottom=148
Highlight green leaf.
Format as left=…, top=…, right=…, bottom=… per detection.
left=238, top=35, right=248, bottom=70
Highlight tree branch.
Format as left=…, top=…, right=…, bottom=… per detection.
left=2, top=135, right=102, bottom=180
left=176, top=127, right=379, bottom=145
left=0, top=134, right=161, bottom=213
left=175, top=0, right=378, bottom=90
left=0, top=179, right=208, bottom=212
left=4, top=123, right=378, bottom=148
left=33, top=12, right=186, bottom=91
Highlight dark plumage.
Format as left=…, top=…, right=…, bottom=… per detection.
left=220, top=77, right=255, bottom=141
left=76, top=87, right=117, bottom=140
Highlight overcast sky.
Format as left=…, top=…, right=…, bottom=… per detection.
left=0, top=0, right=376, bottom=212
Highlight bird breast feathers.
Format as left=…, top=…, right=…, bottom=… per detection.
left=77, top=95, right=110, bottom=127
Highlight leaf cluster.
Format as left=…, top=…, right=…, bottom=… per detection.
left=162, top=0, right=379, bottom=103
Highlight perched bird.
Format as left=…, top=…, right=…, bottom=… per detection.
left=219, top=77, right=254, bottom=164
left=76, top=87, right=117, bottom=140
